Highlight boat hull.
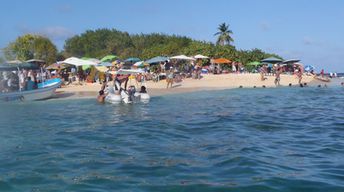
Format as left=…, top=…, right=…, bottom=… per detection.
left=0, top=81, right=61, bottom=102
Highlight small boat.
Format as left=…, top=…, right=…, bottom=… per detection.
left=0, top=63, right=62, bottom=102
left=0, top=79, right=61, bottom=102
left=105, top=69, right=150, bottom=104
left=314, top=75, right=331, bottom=82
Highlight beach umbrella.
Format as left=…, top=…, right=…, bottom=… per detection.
left=101, top=55, right=118, bottom=62
left=194, top=54, right=209, bottom=59
left=26, top=59, right=45, bottom=63
left=304, top=65, right=315, bottom=72
left=247, top=61, right=261, bottom=66
left=261, top=57, right=283, bottom=63
left=145, top=56, right=169, bottom=64
left=170, top=55, right=196, bottom=61
left=133, top=61, right=144, bottom=67
left=87, top=58, right=101, bottom=64
left=213, top=58, right=231, bottom=64
left=98, top=62, right=113, bottom=67
left=46, top=62, right=66, bottom=70
left=81, top=57, right=101, bottom=70
left=7, top=59, right=23, bottom=64
left=124, top=57, right=141, bottom=63
left=282, top=59, right=301, bottom=64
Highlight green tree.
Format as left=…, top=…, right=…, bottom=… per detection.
left=214, top=23, right=234, bottom=46
left=4, top=34, right=57, bottom=64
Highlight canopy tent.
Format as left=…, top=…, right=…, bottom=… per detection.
left=124, top=57, right=141, bottom=63
left=261, top=57, right=283, bottom=63
left=170, top=55, right=196, bottom=61
left=100, top=55, right=118, bottom=62
left=282, top=59, right=300, bottom=64
left=213, top=58, right=231, bottom=64
left=145, top=56, right=169, bottom=64
left=62, top=57, right=98, bottom=67
left=194, top=54, right=209, bottom=59
left=109, top=69, right=145, bottom=75
left=0, top=62, right=40, bottom=71
left=247, top=61, right=261, bottom=66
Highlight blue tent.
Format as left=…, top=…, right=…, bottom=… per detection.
left=145, top=56, right=169, bottom=64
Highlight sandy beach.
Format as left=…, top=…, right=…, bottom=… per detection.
left=55, top=73, right=319, bottom=99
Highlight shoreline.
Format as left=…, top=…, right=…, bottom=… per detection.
left=54, top=74, right=326, bottom=99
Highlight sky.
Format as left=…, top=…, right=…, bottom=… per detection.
left=0, top=0, right=343, bottom=72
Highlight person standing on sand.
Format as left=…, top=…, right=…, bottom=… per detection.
left=259, top=65, right=266, bottom=81
left=166, top=69, right=174, bottom=89
left=297, top=69, right=303, bottom=84
left=274, top=67, right=282, bottom=86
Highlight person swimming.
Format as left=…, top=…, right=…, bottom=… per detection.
left=140, top=86, right=147, bottom=93
left=97, top=90, right=107, bottom=103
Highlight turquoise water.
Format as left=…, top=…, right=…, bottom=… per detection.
left=0, top=87, right=343, bottom=191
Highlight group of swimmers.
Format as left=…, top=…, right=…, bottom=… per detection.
left=97, top=74, right=148, bottom=103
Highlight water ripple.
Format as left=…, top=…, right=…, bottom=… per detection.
left=0, top=87, right=343, bottom=191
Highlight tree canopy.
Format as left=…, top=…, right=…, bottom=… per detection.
left=4, top=34, right=57, bottom=64
left=3, top=27, right=282, bottom=66
left=214, top=23, right=234, bottom=46
left=63, top=28, right=281, bottom=65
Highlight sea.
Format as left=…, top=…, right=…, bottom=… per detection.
left=0, top=85, right=343, bottom=191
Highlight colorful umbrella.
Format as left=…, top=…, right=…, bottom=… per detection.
left=124, top=57, right=141, bottom=63
left=194, top=54, right=209, bottom=59
left=247, top=61, right=261, bottom=66
left=261, top=57, right=282, bottom=63
left=145, top=56, right=169, bottom=64
left=101, top=55, right=118, bottom=62
left=170, top=55, right=196, bottom=61
left=213, top=58, right=231, bottom=64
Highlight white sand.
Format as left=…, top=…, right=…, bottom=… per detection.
left=55, top=73, right=319, bottom=99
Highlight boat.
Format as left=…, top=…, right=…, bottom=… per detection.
left=105, top=69, right=150, bottom=104
left=0, top=79, right=61, bottom=102
left=0, top=63, right=62, bottom=102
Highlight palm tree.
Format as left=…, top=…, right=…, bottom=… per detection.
left=214, top=23, right=234, bottom=46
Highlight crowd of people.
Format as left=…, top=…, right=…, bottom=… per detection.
left=0, top=69, right=52, bottom=93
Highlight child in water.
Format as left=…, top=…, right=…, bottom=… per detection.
left=97, top=90, right=107, bottom=103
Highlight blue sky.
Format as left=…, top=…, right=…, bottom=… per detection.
left=0, top=0, right=343, bottom=72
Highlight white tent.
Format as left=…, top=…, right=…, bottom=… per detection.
left=109, top=69, right=145, bottom=75
left=170, top=55, right=196, bottom=61
left=194, top=54, right=209, bottom=59
left=62, top=57, right=98, bottom=66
